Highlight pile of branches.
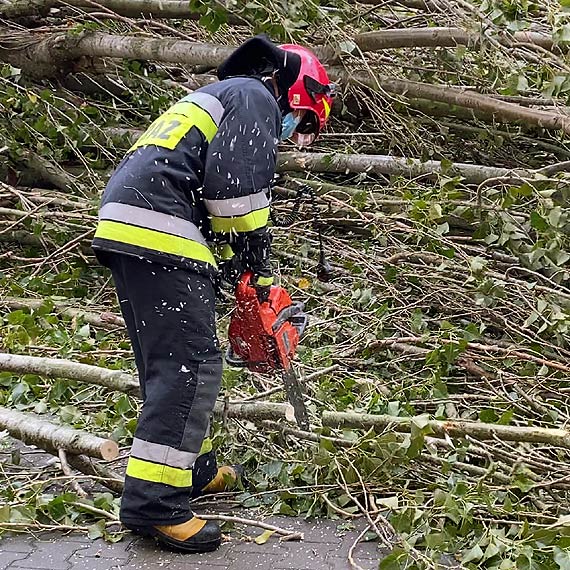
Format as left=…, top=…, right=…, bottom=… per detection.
left=0, top=0, right=569, bottom=568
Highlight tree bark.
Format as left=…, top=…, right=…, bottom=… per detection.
left=0, top=406, right=119, bottom=459
left=322, top=411, right=570, bottom=449
left=0, top=353, right=139, bottom=394
left=0, top=0, right=244, bottom=23
left=277, top=151, right=525, bottom=184
left=1, top=30, right=567, bottom=134
left=1, top=297, right=125, bottom=329
left=336, top=70, right=570, bottom=135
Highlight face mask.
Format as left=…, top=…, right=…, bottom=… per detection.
left=280, top=112, right=301, bottom=141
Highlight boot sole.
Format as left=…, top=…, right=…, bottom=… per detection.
left=125, top=524, right=221, bottom=553
left=153, top=530, right=222, bottom=553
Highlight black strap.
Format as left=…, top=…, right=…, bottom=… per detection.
left=270, top=184, right=332, bottom=281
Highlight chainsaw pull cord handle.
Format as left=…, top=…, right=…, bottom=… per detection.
left=270, top=184, right=332, bottom=281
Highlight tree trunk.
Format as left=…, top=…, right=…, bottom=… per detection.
left=1, top=30, right=566, bottom=134
left=277, top=151, right=525, bottom=184
left=102, top=128, right=525, bottom=184
left=1, top=297, right=125, bottom=329
left=0, top=406, right=119, bottom=459
left=337, top=70, right=570, bottom=135
left=0, top=0, right=244, bottom=23
left=0, top=353, right=139, bottom=394
left=322, top=411, right=570, bottom=449
left=317, top=28, right=557, bottom=61
left=0, top=352, right=297, bottom=421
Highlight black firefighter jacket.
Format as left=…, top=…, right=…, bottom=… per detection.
left=92, top=76, right=280, bottom=282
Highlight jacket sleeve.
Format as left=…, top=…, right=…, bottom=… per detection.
left=202, top=84, right=280, bottom=282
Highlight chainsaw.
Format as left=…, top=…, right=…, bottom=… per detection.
left=226, top=271, right=310, bottom=429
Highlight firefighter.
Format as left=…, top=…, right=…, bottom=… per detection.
left=92, top=35, right=335, bottom=553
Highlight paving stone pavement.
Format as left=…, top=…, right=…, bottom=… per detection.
left=0, top=517, right=383, bottom=570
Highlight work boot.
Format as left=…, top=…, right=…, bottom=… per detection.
left=191, top=464, right=245, bottom=498
left=126, top=517, right=222, bottom=553
left=191, top=450, right=245, bottom=498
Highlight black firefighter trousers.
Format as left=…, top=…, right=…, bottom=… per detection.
left=100, top=252, right=222, bottom=527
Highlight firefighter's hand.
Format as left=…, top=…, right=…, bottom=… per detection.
left=253, top=273, right=273, bottom=303
left=219, top=256, right=244, bottom=288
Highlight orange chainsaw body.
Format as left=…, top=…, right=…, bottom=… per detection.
left=227, top=272, right=307, bottom=373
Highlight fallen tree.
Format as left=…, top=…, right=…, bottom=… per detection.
left=0, top=29, right=568, bottom=135
left=277, top=151, right=525, bottom=184
left=0, top=353, right=139, bottom=394
left=0, top=406, right=119, bottom=460
left=322, top=411, right=570, bottom=449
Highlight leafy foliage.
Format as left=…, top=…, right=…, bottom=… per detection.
left=0, top=0, right=569, bottom=567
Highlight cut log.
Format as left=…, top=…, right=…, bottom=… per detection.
left=278, top=151, right=525, bottom=185
left=1, top=297, right=125, bottom=329
left=0, top=353, right=139, bottom=394
left=322, top=411, right=570, bottom=449
left=64, top=453, right=125, bottom=493
left=0, top=406, right=119, bottom=460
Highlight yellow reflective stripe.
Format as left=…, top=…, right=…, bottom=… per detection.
left=322, top=97, right=331, bottom=119
left=94, top=220, right=216, bottom=267
left=199, top=437, right=213, bottom=455
left=129, top=103, right=218, bottom=152
left=256, top=275, right=274, bottom=287
left=126, top=457, right=193, bottom=487
left=210, top=207, right=270, bottom=233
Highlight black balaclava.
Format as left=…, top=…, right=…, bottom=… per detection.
left=217, top=34, right=301, bottom=115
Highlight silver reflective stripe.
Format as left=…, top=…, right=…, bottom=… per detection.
left=99, top=202, right=207, bottom=245
left=131, top=437, right=197, bottom=469
left=204, top=192, right=270, bottom=218
left=181, top=92, right=224, bottom=126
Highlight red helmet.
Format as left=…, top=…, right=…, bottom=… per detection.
left=279, top=44, right=336, bottom=145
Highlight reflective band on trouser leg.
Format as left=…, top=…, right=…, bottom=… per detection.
left=210, top=207, right=270, bottom=233
left=130, top=437, right=198, bottom=468
left=126, top=457, right=193, bottom=487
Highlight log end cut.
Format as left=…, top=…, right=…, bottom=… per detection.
left=100, top=439, right=119, bottom=460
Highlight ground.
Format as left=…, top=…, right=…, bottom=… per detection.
left=0, top=518, right=382, bottom=570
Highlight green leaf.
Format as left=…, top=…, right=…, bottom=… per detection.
left=554, top=547, right=570, bottom=570
left=462, top=544, right=484, bottom=564
left=530, top=211, right=549, bottom=231
left=87, top=520, right=105, bottom=540
left=254, top=529, right=275, bottom=544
